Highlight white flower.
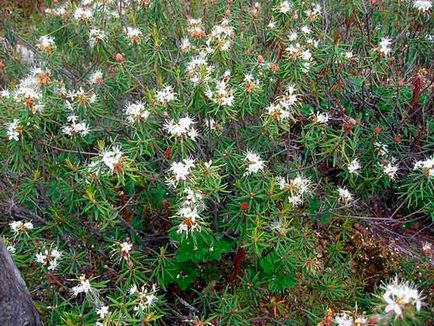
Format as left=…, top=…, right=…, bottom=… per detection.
left=292, top=175, right=312, bottom=196
left=381, top=160, right=399, bottom=179
left=344, top=51, right=354, bottom=59
left=288, top=195, right=303, bottom=207
left=89, top=70, right=104, bottom=85
left=337, top=187, right=354, bottom=203
left=62, top=115, right=90, bottom=137
left=288, top=31, right=297, bottom=41
left=74, top=7, right=92, bottom=21
left=51, top=249, right=62, bottom=260
left=378, top=37, right=392, bottom=56
left=36, top=252, right=47, bottom=263
left=268, top=20, right=276, bottom=29
left=301, top=25, right=311, bottom=35
left=413, top=156, right=434, bottom=177
left=413, top=0, right=432, bottom=12
left=145, top=293, right=157, bottom=306
left=312, top=111, right=330, bottom=124
left=375, top=141, right=389, bottom=156
left=211, top=79, right=234, bottom=107
left=180, top=38, right=191, bottom=52
left=176, top=206, right=202, bottom=235
left=96, top=306, right=109, bottom=319
left=422, top=241, right=431, bottom=252
left=169, top=158, right=195, bottom=184
left=1, top=89, right=11, bottom=98
left=278, top=86, right=299, bottom=109
left=129, top=284, right=138, bottom=295
left=347, top=159, right=361, bottom=175
left=334, top=312, right=352, bottom=326
left=275, top=1, right=292, bottom=14
left=120, top=241, right=133, bottom=255
left=37, top=35, right=56, bottom=53
left=72, top=275, right=92, bottom=296
left=280, top=175, right=313, bottom=207
left=6, top=119, right=20, bottom=141
left=301, top=49, right=313, bottom=61
left=164, top=116, right=198, bottom=141
left=9, top=220, right=33, bottom=234
left=125, top=101, right=150, bottom=123
left=89, top=29, right=107, bottom=47
left=381, top=276, right=424, bottom=318
left=266, top=103, right=290, bottom=121
left=244, top=151, right=265, bottom=175
left=131, top=284, right=159, bottom=312
left=209, top=19, right=234, bottom=51
left=305, top=4, right=322, bottom=19
left=48, top=260, right=59, bottom=271
left=36, top=247, right=61, bottom=270
left=156, top=85, right=176, bottom=104
left=101, top=146, right=123, bottom=172
left=7, top=245, right=16, bottom=254
left=126, top=27, right=143, bottom=43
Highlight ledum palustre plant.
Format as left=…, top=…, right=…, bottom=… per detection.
left=0, top=0, right=433, bottom=325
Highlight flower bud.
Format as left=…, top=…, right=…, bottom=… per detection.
left=115, top=53, right=124, bottom=64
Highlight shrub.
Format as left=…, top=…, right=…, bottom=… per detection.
left=0, top=0, right=433, bottom=325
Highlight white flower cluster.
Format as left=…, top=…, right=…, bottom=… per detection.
left=176, top=188, right=205, bottom=236
left=187, top=18, right=206, bottom=39
left=413, top=156, right=434, bottom=177
left=89, top=146, right=124, bottom=175
left=89, top=28, right=107, bottom=47
left=6, top=119, right=20, bottom=141
left=208, top=19, right=234, bottom=52
left=72, top=274, right=92, bottom=296
left=337, top=186, right=354, bottom=204
left=37, top=35, right=56, bottom=54
left=378, top=37, right=392, bottom=56
left=88, top=70, right=104, bottom=85
left=244, top=151, right=265, bottom=176
left=14, top=68, right=48, bottom=113
left=374, top=142, right=399, bottom=179
left=167, top=158, right=195, bottom=186
left=312, top=111, right=330, bottom=125
left=205, top=75, right=234, bottom=107
left=96, top=306, right=109, bottom=320
left=74, top=7, right=93, bottom=21
left=347, top=158, right=361, bottom=175
left=304, top=4, right=322, bottom=20
left=186, top=53, right=214, bottom=84
left=381, top=276, right=424, bottom=318
left=125, top=101, right=150, bottom=123
left=266, top=85, right=299, bottom=121
left=285, top=23, right=320, bottom=72
left=9, top=220, right=33, bottom=235
left=278, top=175, right=313, bottom=207
left=36, top=247, right=62, bottom=271
left=274, top=1, right=292, bottom=14
left=102, top=146, right=123, bottom=172
left=126, top=27, right=143, bottom=44
left=164, top=116, right=198, bottom=141
left=66, top=87, right=97, bottom=107
left=62, top=114, right=90, bottom=136
left=334, top=312, right=368, bottom=326
left=381, top=160, right=399, bottom=180
left=413, top=0, right=432, bottom=12
left=129, top=284, right=159, bottom=313
left=119, top=241, right=133, bottom=259
left=155, top=85, right=176, bottom=105
left=243, top=73, right=260, bottom=93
